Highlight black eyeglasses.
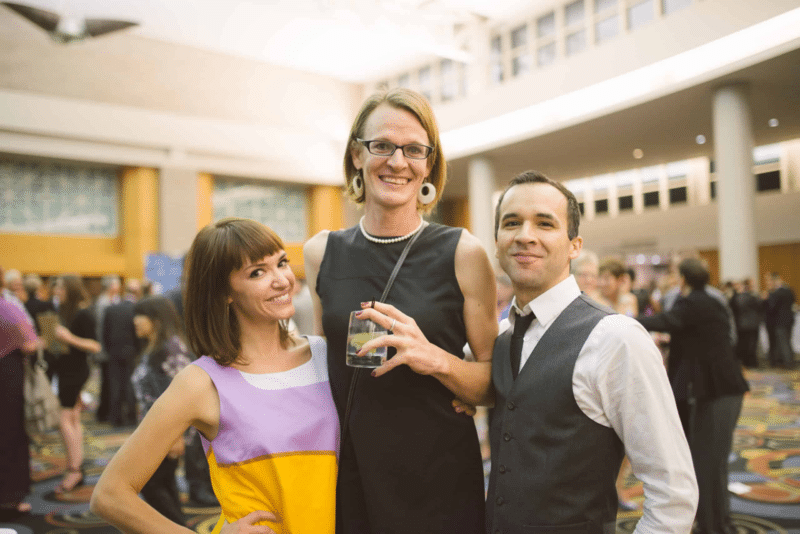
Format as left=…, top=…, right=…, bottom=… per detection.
left=357, top=139, right=433, bottom=160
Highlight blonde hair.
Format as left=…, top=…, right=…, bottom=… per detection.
left=344, top=88, right=446, bottom=213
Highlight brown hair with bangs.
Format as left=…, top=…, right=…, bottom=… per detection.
left=344, top=87, right=446, bottom=213
left=183, top=217, right=291, bottom=366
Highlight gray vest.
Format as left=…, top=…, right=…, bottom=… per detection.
left=486, top=294, right=623, bottom=534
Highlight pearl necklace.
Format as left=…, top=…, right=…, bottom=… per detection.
left=359, top=216, right=425, bottom=244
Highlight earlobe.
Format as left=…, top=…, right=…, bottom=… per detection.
left=351, top=143, right=363, bottom=171
left=569, top=236, right=583, bottom=260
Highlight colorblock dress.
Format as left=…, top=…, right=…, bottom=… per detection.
left=192, top=336, right=339, bottom=534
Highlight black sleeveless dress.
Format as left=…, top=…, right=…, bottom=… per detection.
left=317, top=223, right=485, bottom=534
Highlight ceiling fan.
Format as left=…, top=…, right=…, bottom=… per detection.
left=2, top=1, right=138, bottom=43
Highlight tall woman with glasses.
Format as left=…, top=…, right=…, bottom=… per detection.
left=304, top=88, right=498, bottom=533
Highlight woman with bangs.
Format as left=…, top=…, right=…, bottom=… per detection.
left=92, top=217, right=338, bottom=534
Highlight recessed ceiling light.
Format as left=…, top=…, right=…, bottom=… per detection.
left=768, top=118, right=779, bottom=127
left=633, top=148, right=644, bottom=159
left=696, top=135, right=706, bottom=144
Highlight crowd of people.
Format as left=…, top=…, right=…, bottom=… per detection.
left=1, top=87, right=797, bottom=534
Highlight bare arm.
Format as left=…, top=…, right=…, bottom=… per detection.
left=303, top=230, right=329, bottom=336
left=90, top=366, right=220, bottom=533
left=55, top=324, right=101, bottom=354
left=362, top=231, right=498, bottom=406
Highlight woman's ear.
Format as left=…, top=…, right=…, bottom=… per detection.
left=350, top=141, right=364, bottom=171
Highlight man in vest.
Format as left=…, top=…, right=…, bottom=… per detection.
left=487, top=170, right=698, bottom=534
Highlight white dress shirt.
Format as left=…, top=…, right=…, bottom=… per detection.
left=500, top=275, right=698, bottom=533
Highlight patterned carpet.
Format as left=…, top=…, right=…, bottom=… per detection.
left=3, top=368, right=799, bottom=533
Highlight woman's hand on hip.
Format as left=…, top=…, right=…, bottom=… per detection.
left=355, top=301, right=449, bottom=378
left=220, top=511, right=279, bottom=534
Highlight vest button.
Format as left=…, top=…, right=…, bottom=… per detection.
left=496, top=496, right=504, bottom=506
left=507, top=401, right=515, bottom=410
left=499, top=465, right=507, bottom=474
left=495, top=530, right=501, bottom=534
left=503, top=432, right=511, bottom=441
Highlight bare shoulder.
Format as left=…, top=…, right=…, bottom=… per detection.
left=170, top=362, right=220, bottom=436
left=454, top=229, right=492, bottom=271
left=303, top=230, right=330, bottom=267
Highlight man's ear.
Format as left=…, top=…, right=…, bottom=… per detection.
left=568, top=236, right=583, bottom=260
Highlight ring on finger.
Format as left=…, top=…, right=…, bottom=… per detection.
left=389, top=318, right=397, bottom=331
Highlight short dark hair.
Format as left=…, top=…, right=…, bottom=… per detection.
left=183, top=217, right=290, bottom=366
left=494, top=170, right=580, bottom=240
left=599, top=257, right=626, bottom=278
left=678, top=258, right=709, bottom=290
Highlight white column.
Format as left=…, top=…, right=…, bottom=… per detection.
left=713, top=84, right=758, bottom=282
left=159, top=166, right=198, bottom=256
left=468, top=158, right=497, bottom=257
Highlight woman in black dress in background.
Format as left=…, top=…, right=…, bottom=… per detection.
left=52, top=275, right=101, bottom=493
left=304, top=88, right=498, bottom=533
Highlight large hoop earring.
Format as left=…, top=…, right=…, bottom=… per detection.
left=418, top=182, right=436, bottom=205
left=352, top=172, right=364, bottom=200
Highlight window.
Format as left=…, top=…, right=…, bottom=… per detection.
left=490, top=35, right=504, bottom=84
left=537, top=42, right=557, bottom=66
left=0, top=159, right=118, bottom=235
left=440, top=59, right=457, bottom=102
left=619, top=195, right=634, bottom=211
left=595, top=0, right=618, bottom=12
left=669, top=186, right=687, bottom=204
left=538, top=12, right=556, bottom=38
left=565, top=0, right=585, bottom=26
left=595, top=15, right=619, bottom=43
left=710, top=182, right=717, bottom=200
left=510, top=24, right=531, bottom=77
left=756, top=171, right=781, bottom=192
left=566, top=30, right=586, bottom=56
left=578, top=202, right=585, bottom=215
left=627, top=0, right=654, bottom=30
left=644, top=191, right=660, bottom=207
left=418, top=66, right=432, bottom=101
left=536, top=11, right=557, bottom=67
left=213, top=180, right=307, bottom=243
left=662, top=0, right=690, bottom=15
left=753, top=144, right=780, bottom=165
left=594, top=198, right=609, bottom=214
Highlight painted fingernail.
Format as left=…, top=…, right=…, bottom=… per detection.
left=371, top=371, right=377, bottom=377
left=361, top=302, right=369, bottom=307
left=355, top=310, right=363, bottom=317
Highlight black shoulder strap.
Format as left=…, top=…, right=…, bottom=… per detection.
left=341, top=222, right=428, bottom=444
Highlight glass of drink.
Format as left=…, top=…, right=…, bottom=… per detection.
left=346, top=311, right=388, bottom=368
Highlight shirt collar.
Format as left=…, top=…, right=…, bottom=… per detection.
left=509, top=275, right=581, bottom=329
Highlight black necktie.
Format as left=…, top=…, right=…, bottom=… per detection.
left=510, top=311, right=536, bottom=380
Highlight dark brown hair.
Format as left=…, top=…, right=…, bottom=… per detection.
left=57, top=274, right=91, bottom=327
left=344, top=88, right=446, bottom=213
left=183, top=217, right=290, bottom=366
left=494, top=170, right=581, bottom=240
left=599, top=257, right=627, bottom=278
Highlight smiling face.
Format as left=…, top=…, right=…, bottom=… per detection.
left=351, top=103, right=432, bottom=213
left=495, top=182, right=582, bottom=308
left=598, top=271, right=623, bottom=301
left=133, top=314, right=156, bottom=342
left=227, top=251, right=295, bottom=326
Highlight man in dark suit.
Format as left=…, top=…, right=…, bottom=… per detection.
left=102, top=282, right=138, bottom=427
left=730, top=279, right=763, bottom=368
left=764, top=272, right=796, bottom=368
left=487, top=170, right=697, bottom=534
left=638, top=258, right=749, bottom=534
